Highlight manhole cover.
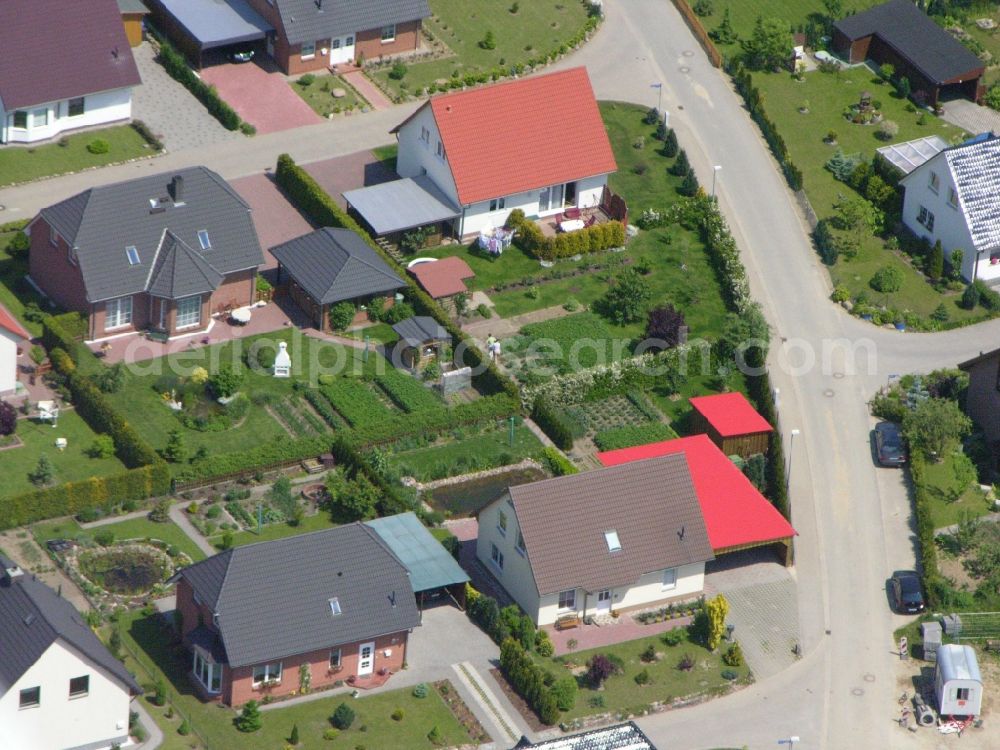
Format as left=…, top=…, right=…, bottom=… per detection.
left=0, top=205, right=5, bottom=211
left=823, top=389, right=835, bottom=397
left=683, top=50, right=695, bottom=57
left=833, top=372, right=845, bottom=379
left=864, top=673, right=876, bottom=682
left=852, top=687, right=865, bottom=696
left=679, top=66, right=690, bottom=74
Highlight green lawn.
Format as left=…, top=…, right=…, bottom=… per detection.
left=0, top=125, right=156, bottom=186
left=342, top=322, right=400, bottom=346
left=32, top=515, right=206, bottom=562
left=0, top=228, right=50, bottom=337
left=544, top=629, right=750, bottom=720
left=0, top=410, right=127, bottom=499
left=290, top=73, right=366, bottom=116
left=212, top=510, right=338, bottom=550
left=118, top=609, right=472, bottom=750
left=751, top=68, right=987, bottom=322
left=371, top=0, right=592, bottom=98
left=390, top=422, right=543, bottom=481
left=920, top=451, right=990, bottom=529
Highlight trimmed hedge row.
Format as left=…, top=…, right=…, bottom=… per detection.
left=274, top=153, right=518, bottom=400
left=153, top=32, right=241, bottom=131
left=506, top=209, right=626, bottom=261
left=531, top=397, right=574, bottom=450
left=728, top=61, right=804, bottom=192
left=908, top=452, right=944, bottom=609
left=593, top=422, right=677, bottom=451
left=42, top=315, right=86, bottom=363
left=349, top=393, right=519, bottom=446
left=302, top=389, right=343, bottom=428
left=499, top=638, right=560, bottom=725
left=540, top=446, right=578, bottom=476
left=375, top=370, right=441, bottom=413
left=0, top=464, right=171, bottom=530
left=172, top=436, right=332, bottom=483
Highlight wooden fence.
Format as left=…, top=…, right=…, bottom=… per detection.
left=671, top=0, right=723, bottom=68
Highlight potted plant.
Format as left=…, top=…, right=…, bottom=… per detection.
left=893, top=314, right=906, bottom=331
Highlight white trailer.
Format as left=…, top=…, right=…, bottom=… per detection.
left=935, top=644, right=983, bottom=717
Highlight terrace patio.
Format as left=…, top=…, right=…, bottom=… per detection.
left=535, top=205, right=614, bottom=239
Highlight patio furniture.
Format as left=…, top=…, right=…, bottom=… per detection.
left=230, top=306, right=252, bottom=325
left=37, top=400, right=59, bottom=427
left=564, top=207, right=581, bottom=220
left=55, top=437, right=67, bottom=451
left=558, top=219, right=585, bottom=233
left=585, top=214, right=597, bottom=228
left=555, top=613, right=581, bottom=630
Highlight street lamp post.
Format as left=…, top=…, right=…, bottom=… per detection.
left=712, top=165, right=722, bottom=198
left=777, top=738, right=800, bottom=749
left=650, top=82, right=663, bottom=114
left=785, top=428, right=801, bottom=496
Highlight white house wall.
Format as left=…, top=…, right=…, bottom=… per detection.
left=476, top=493, right=541, bottom=621
left=902, top=160, right=980, bottom=281
left=1, top=88, right=132, bottom=145
left=0, top=639, right=132, bottom=750
left=0, top=329, right=19, bottom=394
left=395, top=107, right=460, bottom=206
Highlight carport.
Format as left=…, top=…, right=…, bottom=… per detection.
left=147, top=0, right=272, bottom=68
left=365, top=512, right=469, bottom=613
left=344, top=176, right=461, bottom=243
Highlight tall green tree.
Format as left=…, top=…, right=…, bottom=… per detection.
left=902, top=397, right=972, bottom=461
left=927, top=240, right=944, bottom=281
left=598, top=268, right=651, bottom=325
left=741, top=16, right=794, bottom=71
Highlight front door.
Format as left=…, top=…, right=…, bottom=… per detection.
left=596, top=590, right=611, bottom=615
left=329, top=35, right=355, bottom=65
left=357, top=642, right=375, bottom=676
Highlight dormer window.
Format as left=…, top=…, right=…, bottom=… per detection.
left=604, top=530, right=622, bottom=552
left=126, top=246, right=140, bottom=265
left=197, top=230, right=211, bottom=250
left=329, top=597, right=342, bottom=616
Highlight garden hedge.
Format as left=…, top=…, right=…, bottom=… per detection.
left=499, top=637, right=561, bottom=725
left=540, top=446, right=578, bottom=476
left=531, top=397, right=574, bottom=450
left=172, top=435, right=332, bottom=484
left=506, top=209, right=626, bottom=261
left=274, top=153, right=519, bottom=400
left=907, top=452, right=945, bottom=608
left=0, top=463, right=170, bottom=530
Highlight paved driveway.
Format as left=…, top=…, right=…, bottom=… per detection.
left=230, top=173, right=314, bottom=267
left=941, top=98, right=1000, bottom=136
left=304, top=149, right=398, bottom=208
left=131, top=43, right=238, bottom=151
left=200, top=61, right=322, bottom=135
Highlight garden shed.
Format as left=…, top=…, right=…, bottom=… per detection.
left=935, top=644, right=983, bottom=717
left=391, top=316, right=450, bottom=371
left=269, top=227, right=406, bottom=332
left=688, top=392, right=772, bottom=458
left=364, top=512, right=468, bottom=612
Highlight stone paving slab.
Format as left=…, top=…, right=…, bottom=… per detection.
left=201, top=62, right=321, bottom=135
left=230, top=173, right=314, bottom=266
left=941, top=99, right=1000, bottom=137
left=131, top=43, right=238, bottom=152
left=344, top=70, right=393, bottom=110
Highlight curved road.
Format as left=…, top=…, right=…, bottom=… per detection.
left=0, top=4, right=993, bottom=748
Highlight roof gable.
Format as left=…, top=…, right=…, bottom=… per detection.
left=38, top=167, right=263, bottom=303
left=273, top=0, right=431, bottom=45
left=413, top=67, right=616, bottom=205
left=0, top=0, right=141, bottom=110
left=176, top=525, right=420, bottom=668
left=268, top=228, right=405, bottom=305
left=507, top=455, right=713, bottom=595
left=147, top=231, right=226, bottom=300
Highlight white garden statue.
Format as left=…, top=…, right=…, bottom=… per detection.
left=273, top=341, right=291, bottom=378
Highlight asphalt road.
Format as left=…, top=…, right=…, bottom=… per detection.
left=2, top=3, right=996, bottom=748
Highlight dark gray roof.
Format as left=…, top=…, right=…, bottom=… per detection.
left=275, top=0, right=431, bottom=45
left=147, top=231, right=226, bottom=300
left=834, top=0, right=983, bottom=84
left=514, top=722, right=657, bottom=750
left=0, top=0, right=141, bottom=110
left=269, top=227, right=405, bottom=305
left=343, top=176, right=461, bottom=235
left=37, top=167, right=263, bottom=303
left=171, top=525, right=420, bottom=668
left=505, top=454, right=714, bottom=595
left=155, top=0, right=273, bottom=50
left=365, top=512, right=469, bottom=592
left=187, top=625, right=228, bottom=664
left=0, top=561, right=141, bottom=695
left=391, top=316, right=449, bottom=347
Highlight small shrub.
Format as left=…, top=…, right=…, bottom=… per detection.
left=88, top=435, right=116, bottom=459
left=640, top=643, right=657, bottom=662
left=391, top=708, right=404, bottom=721
left=235, top=700, right=262, bottom=732
left=388, top=62, right=407, bottom=80
left=722, top=642, right=744, bottom=666
left=677, top=653, right=695, bottom=671
left=412, top=683, right=428, bottom=698
left=323, top=729, right=339, bottom=741
left=289, top=723, right=300, bottom=745
left=693, top=0, right=713, bottom=15
left=86, top=139, right=110, bottom=155
left=634, top=668, right=651, bottom=685
left=428, top=725, right=444, bottom=745
left=551, top=676, right=577, bottom=710
left=721, top=669, right=739, bottom=680
left=869, top=265, right=903, bottom=294
left=297, top=73, right=316, bottom=87
left=331, top=702, right=355, bottom=730
left=479, top=31, right=497, bottom=50
left=94, top=529, right=115, bottom=547
left=328, top=302, right=356, bottom=331
left=661, top=629, right=684, bottom=647
left=177, top=719, right=190, bottom=736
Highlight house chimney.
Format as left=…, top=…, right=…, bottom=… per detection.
left=170, top=175, right=185, bottom=204
left=1, top=556, right=24, bottom=586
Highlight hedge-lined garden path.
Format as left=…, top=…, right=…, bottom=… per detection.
left=0, top=529, right=90, bottom=611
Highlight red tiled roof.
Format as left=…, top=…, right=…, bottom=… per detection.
left=689, top=392, right=773, bottom=438
left=420, top=67, right=617, bottom=205
left=0, top=303, right=30, bottom=340
left=0, top=0, right=141, bottom=111
left=597, top=435, right=795, bottom=551
left=408, top=256, right=474, bottom=298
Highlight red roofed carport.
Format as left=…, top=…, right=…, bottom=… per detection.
left=689, top=392, right=773, bottom=458
left=597, top=435, right=795, bottom=566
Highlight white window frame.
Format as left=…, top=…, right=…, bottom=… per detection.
left=32, top=107, right=48, bottom=128
left=604, top=529, right=622, bottom=552
left=252, top=661, right=283, bottom=687
left=19, top=686, right=40, bottom=709
left=193, top=652, right=222, bottom=694
left=346, top=35, right=354, bottom=46
left=490, top=197, right=506, bottom=212
left=197, top=230, right=211, bottom=250
left=126, top=245, right=141, bottom=265
left=68, top=675, right=89, bottom=699
left=50, top=228, right=61, bottom=247
left=928, top=171, right=940, bottom=193
left=301, top=42, right=316, bottom=60
left=105, top=296, right=133, bottom=331
left=175, top=295, right=202, bottom=330
left=662, top=567, right=677, bottom=591
left=490, top=543, right=504, bottom=570
left=557, top=589, right=576, bottom=611
left=497, top=510, right=507, bottom=536
left=329, top=596, right=342, bottom=616
left=332, top=38, right=341, bottom=50
left=68, top=97, right=85, bottom=117
left=12, top=111, right=28, bottom=130
left=329, top=648, right=342, bottom=669
left=381, top=24, right=396, bottom=42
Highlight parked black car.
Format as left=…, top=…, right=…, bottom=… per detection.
left=890, top=570, right=925, bottom=613
left=875, top=421, right=907, bottom=467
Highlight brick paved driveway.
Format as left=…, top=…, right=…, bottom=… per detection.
left=230, top=173, right=314, bottom=267
left=200, top=61, right=321, bottom=135
left=304, top=149, right=397, bottom=209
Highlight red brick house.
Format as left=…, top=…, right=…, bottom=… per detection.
left=27, top=167, right=264, bottom=342
left=169, top=524, right=420, bottom=706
